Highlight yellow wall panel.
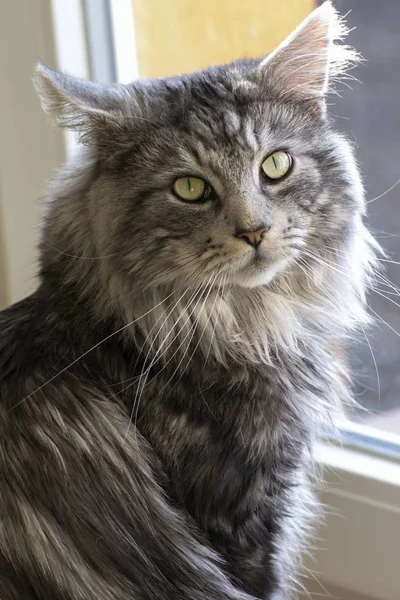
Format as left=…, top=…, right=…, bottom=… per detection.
left=131, top=0, right=315, bottom=78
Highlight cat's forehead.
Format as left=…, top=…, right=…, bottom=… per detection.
left=152, top=67, right=318, bottom=155
left=133, top=67, right=324, bottom=182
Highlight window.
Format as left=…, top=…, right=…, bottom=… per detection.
left=325, top=0, right=400, bottom=446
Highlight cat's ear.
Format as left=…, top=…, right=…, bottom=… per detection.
left=258, top=1, right=359, bottom=111
left=33, top=64, right=133, bottom=154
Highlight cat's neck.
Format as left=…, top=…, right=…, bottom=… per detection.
left=105, top=275, right=350, bottom=372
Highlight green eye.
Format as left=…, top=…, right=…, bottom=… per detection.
left=173, top=177, right=209, bottom=201
left=261, top=151, right=293, bottom=180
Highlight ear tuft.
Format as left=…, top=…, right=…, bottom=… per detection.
left=33, top=64, right=139, bottom=155
left=259, top=1, right=360, bottom=106
left=317, top=1, right=361, bottom=93
left=33, top=63, right=109, bottom=136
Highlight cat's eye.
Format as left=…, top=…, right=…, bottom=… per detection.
left=173, top=177, right=210, bottom=202
left=261, top=151, right=293, bottom=181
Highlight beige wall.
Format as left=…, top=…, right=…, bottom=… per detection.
left=131, top=0, right=314, bottom=78
left=307, top=580, right=377, bottom=600
left=0, top=187, right=7, bottom=309
left=0, top=0, right=64, bottom=307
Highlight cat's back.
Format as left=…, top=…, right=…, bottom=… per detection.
left=0, top=285, right=129, bottom=428
left=0, top=291, right=48, bottom=396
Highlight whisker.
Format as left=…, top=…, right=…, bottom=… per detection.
left=299, top=252, right=394, bottom=407
left=166, top=272, right=223, bottom=397
left=124, top=272, right=217, bottom=439
left=9, top=254, right=210, bottom=411
left=9, top=289, right=185, bottom=412
left=359, top=321, right=381, bottom=407
left=201, top=273, right=228, bottom=372
left=368, top=305, right=400, bottom=338
left=123, top=278, right=211, bottom=436
left=129, top=276, right=219, bottom=438
left=376, top=257, right=400, bottom=266
left=42, top=241, right=119, bottom=260
left=155, top=273, right=219, bottom=399
left=371, top=286, right=400, bottom=312
left=366, top=178, right=400, bottom=204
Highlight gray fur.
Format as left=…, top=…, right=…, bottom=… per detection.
left=0, top=3, right=378, bottom=599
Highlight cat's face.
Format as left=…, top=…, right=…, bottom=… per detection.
left=95, top=74, right=359, bottom=290
left=36, top=2, right=366, bottom=297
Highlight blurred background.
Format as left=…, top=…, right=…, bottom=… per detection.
left=0, top=2, right=399, bottom=599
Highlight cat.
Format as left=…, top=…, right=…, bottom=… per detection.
left=0, top=2, right=379, bottom=599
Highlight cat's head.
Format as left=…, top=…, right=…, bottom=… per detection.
left=34, top=2, right=376, bottom=336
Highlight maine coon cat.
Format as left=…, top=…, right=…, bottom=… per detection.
left=0, top=2, right=378, bottom=599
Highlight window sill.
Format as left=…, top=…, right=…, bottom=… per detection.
left=311, top=440, right=400, bottom=600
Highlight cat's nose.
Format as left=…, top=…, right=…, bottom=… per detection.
left=235, top=225, right=271, bottom=248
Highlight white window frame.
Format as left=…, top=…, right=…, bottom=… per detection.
left=109, top=0, right=138, bottom=83
left=313, top=428, right=400, bottom=600
left=1, top=3, right=399, bottom=599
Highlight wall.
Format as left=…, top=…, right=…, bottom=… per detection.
left=0, top=0, right=64, bottom=307
left=0, top=188, right=7, bottom=308
left=131, top=0, right=314, bottom=78
left=307, top=580, right=377, bottom=600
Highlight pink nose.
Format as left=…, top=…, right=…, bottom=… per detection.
left=235, top=226, right=270, bottom=248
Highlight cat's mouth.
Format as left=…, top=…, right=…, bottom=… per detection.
left=231, top=252, right=292, bottom=288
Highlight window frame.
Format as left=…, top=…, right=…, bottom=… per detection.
left=313, top=435, right=400, bottom=600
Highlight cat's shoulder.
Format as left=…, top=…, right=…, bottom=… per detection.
left=0, top=292, right=43, bottom=382
left=0, top=289, right=92, bottom=408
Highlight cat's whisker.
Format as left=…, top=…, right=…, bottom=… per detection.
left=373, top=287, right=400, bottom=297
left=359, top=321, right=381, bottom=407
left=306, top=251, right=400, bottom=308
left=152, top=272, right=219, bottom=400
left=9, top=288, right=187, bottom=412
left=42, top=241, right=119, bottom=260
left=123, top=296, right=201, bottom=440
left=294, top=258, right=314, bottom=293
left=129, top=275, right=218, bottom=440
left=123, top=276, right=212, bottom=437
left=366, top=178, right=400, bottom=204
left=372, top=231, right=400, bottom=239
left=298, top=252, right=400, bottom=336
left=131, top=279, right=197, bottom=376
left=142, top=274, right=215, bottom=375
left=376, top=257, right=400, bottom=266
left=368, top=305, right=400, bottom=339
left=299, top=254, right=384, bottom=407
left=124, top=271, right=218, bottom=436
left=10, top=258, right=209, bottom=411
left=201, top=273, right=228, bottom=371
left=370, top=287, right=400, bottom=313
left=102, top=249, right=206, bottom=314
left=301, top=249, right=362, bottom=282
left=372, top=273, right=400, bottom=297
left=198, top=388, right=218, bottom=422
left=166, top=272, right=224, bottom=397
left=131, top=285, right=198, bottom=390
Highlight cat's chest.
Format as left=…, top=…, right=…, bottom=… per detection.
left=136, top=369, right=307, bottom=525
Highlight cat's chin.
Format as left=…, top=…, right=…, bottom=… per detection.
left=231, top=258, right=289, bottom=288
